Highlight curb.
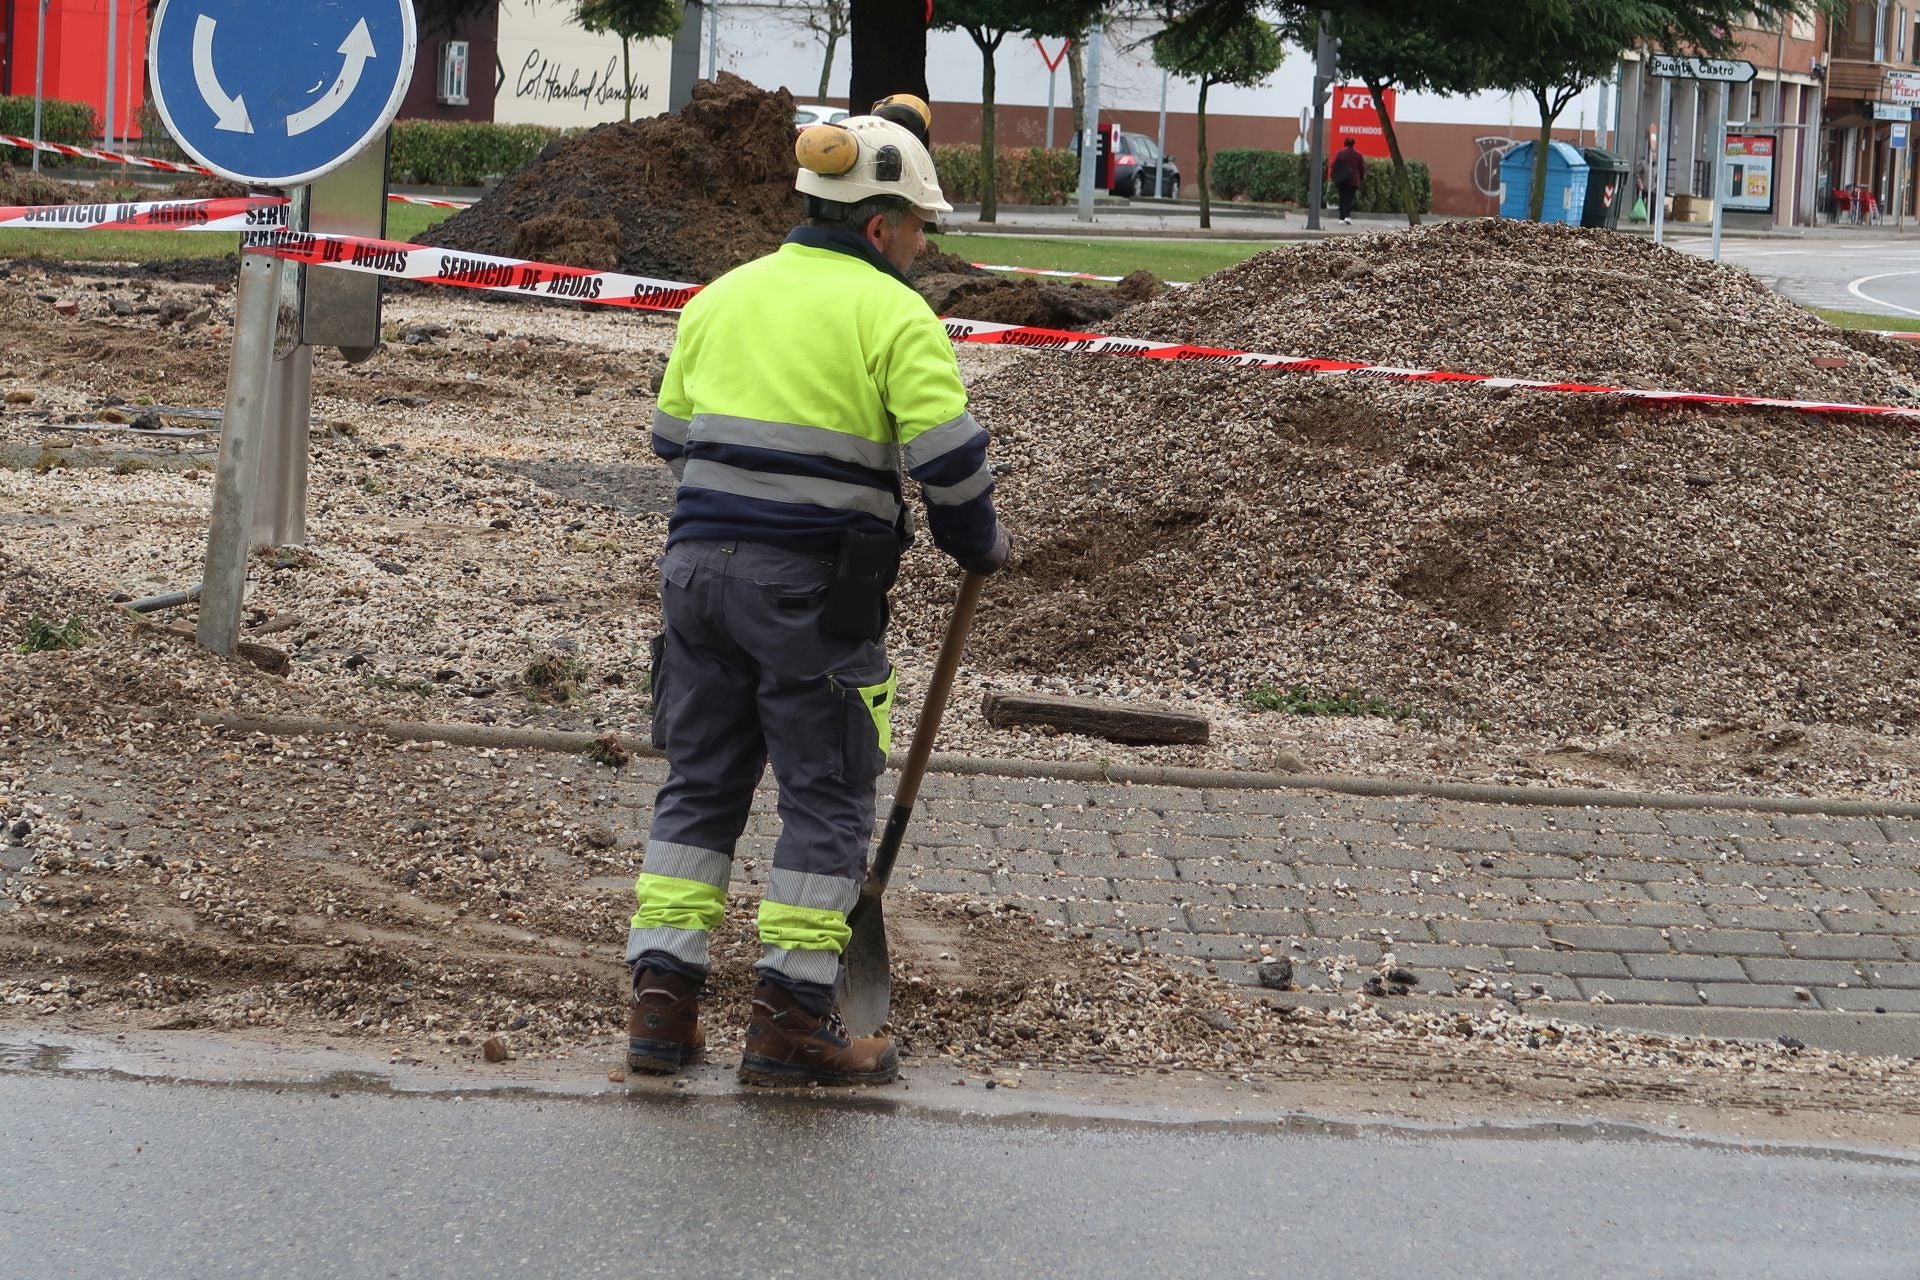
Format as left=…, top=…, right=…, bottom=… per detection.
left=1266, top=991, right=1920, bottom=1059
left=185, top=708, right=1920, bottom=818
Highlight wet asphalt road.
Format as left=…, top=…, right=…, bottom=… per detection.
left=3, top=1072, right=1919, bottom=1280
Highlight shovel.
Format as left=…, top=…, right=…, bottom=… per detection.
left=838, top=570, right=986, bottom=1038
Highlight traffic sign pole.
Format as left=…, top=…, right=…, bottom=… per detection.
left=196, top=250, right=286, bottom=656
left=1653, top=77, right=1671, bottom=244
left=149, top=0, right=415, bottom=656
left=1710, top=82, right=1728, bottom=261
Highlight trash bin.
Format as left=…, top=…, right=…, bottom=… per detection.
left=1579, top=148, right=1630, bottom=229
left=1499, top=141, right=1589, bottom=225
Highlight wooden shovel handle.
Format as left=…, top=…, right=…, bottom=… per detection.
left=868, top=570, right=985, bottom=890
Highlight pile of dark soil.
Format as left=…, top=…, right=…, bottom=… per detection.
left=927, top=219, right=1920, bottom=735
left=416, top=77, right=1135, bottom=328
left=415, top=72, right=801, bottom=284
left=907, top=242, right=1152, bottom=329
left=0, top=164, right=96, bottom=205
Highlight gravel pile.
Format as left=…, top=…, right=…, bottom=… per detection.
left=953, top=220, right=1920, bottom=736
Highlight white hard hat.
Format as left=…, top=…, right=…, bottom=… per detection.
left=795, top=114, right=953, bottom=222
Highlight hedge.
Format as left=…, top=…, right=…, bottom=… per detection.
left=0, top=96, right=98, bottom=167
left=389, top=120, right=566, bottom=187
left=934, top=145, right=1079, bottom=206
left=1209, top=146, right=1432, bottom=215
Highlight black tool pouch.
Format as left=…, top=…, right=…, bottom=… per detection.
left=821, top=530, right=900, bottom=642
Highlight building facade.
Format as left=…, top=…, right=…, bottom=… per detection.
left=1823, top=0, right=1920, bottom=219
left=1611, top=15, right=1827, bottom=229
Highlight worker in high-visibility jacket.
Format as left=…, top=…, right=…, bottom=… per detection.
left=628, top=97, right=1009, bottom=1087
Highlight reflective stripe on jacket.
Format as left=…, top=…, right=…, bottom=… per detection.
left=652, top=228, right=1001, bottom=562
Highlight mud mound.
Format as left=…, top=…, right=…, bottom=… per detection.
left=915, top=271, right=1134, bottom=328
left=0, top=163, right=96, bottom=205
left=943, top=219, right=1920, bottom=735
left=415, top=72, right=800, bottom=285
left=166, top=174, right=249, bottom=200
left=416, top=85, right=1126, bottom=329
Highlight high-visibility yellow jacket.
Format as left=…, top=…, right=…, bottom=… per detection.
left=652, top=227, right=1001, bottom=562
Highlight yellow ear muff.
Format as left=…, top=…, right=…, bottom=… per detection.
left=796, top=123, right=860, bottom=176
left=872, top=93, right=932, bottom=131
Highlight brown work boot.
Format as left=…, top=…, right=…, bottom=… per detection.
left=626, top=967, right=705, bottom=1074
left=737, top=979, right=899, bottom=1087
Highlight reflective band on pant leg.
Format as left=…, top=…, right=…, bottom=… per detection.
left=627, top=841, right=731, bottom=968
left=756, top=868, right=858, bottom=985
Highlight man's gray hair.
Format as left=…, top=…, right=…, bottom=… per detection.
left=806, top=194, right=910, bottom=231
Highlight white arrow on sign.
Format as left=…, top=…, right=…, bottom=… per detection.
left=286, top=19, right=377, bottom=138
left=1648, top=54, right=1757, bottom=83
left=191, top=15, right=253, bottom=134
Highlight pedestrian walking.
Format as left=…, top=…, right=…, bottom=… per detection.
left=1331, top=137, right=1366, bottom=225
left=627, top=95, right=1011, bottom=1088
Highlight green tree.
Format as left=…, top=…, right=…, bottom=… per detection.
left=934, top=0, right=1104, bottom=222
left=575, top=0, right=685, bottom=121
left=1274, top=4, right=1488, bottom=226
left=1153, top=10, right=1283, bottom=229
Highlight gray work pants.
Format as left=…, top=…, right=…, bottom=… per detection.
left=628, top=540, right=895, bottom=990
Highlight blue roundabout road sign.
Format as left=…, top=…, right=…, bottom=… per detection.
left=148, top=0, right=416, bottom=187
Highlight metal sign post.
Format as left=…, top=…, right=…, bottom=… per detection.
left=1075, top=23, right=1103, bottom=222
left=149, top=0, right=414, bottom=655
left=1710, top=82, right=1729, bottom=261
left=30, top=0, right=48, bottom=174
left=1653, top=78, right=1671, bottom=243
left=1895, top=120, right=1910, bottom=231
left=1650, top=55, right=1754, bottom=252
left=1034, top=39, right=1069, bottom=150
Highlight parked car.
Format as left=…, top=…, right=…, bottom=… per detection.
left=1068, top=131, right=1181, bottom=198
left=794, top=103, right=850, bottom=129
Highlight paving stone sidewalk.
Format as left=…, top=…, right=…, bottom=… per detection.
left=14, top=742, right=1920, bottom=1017
left=840, top=767, right=1920, bottom=1016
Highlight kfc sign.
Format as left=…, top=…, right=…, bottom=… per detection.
left=1330, top=84, right=1395, bottom=160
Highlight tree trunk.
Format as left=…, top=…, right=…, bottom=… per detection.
left=1529, top=86, right=1554, bottom=221
left=1069, top=40, right=1086, bottom=138
left=848, top=0, right=926, bottom=119
left=622, top=37, right=633, bottom=122
left=1197, top=77, right=1212, bottom=230
left=817, top=27, right=837, bottom=100
left=1365, top=77, right=1417, bottom=226
left=979, top=31, right=1000, bottom=223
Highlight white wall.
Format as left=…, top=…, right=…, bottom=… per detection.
left=711, top=8, right=1605, bottom=133
left=494, top=0, right=675, bottom=126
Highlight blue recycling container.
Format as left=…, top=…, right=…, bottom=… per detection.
left=1499, top=141, right=1591, bottom=225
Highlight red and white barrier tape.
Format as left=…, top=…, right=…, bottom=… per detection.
left=0, top=135, right=473, bottom=209
left=969, top=261, right=1190, bottom=288
left=229, top=227, right=1920, bottom=422
left=0, top=195, right=288, bottom=232
left=243, top=228, right=701, bottom=309
left=0, top=133, right=208, bottom=174
left=0, top=191, right=1911, bottom=423
left=387, top=193, right=473, bottom=208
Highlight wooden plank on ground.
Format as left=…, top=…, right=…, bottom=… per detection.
left=981, top=692, right=1210, bottom=746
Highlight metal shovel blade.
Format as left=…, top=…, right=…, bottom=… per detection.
left=837, top=887, right=890, bottom=1038
left=834, top=572, right=985, bottom=1040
